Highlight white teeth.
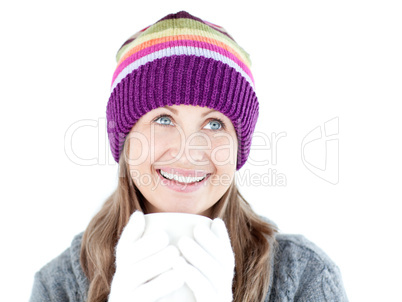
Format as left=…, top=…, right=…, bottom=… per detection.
left=160, top=169, right=206, bottom=183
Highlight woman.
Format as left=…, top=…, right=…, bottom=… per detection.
left=29, top=10, right=348, bottom=302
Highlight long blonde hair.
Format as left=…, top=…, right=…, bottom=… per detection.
left=80, top=150, right=278, bottom=302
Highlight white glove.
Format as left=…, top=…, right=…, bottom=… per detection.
left=108, top=211, right=185, bottom=302
left=176, top=218, right=235, bottom=302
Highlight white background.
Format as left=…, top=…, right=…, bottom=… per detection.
left=1, top=0, right=401, bottom=301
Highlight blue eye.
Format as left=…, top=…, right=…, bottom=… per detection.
left=205, top=119, right=223, bottom=130
left=154, top=115, right=174, bottom=127
left=153, top=114, right=225, bottom=131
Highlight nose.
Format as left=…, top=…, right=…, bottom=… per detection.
left=170, top=129, right=210, bottom=167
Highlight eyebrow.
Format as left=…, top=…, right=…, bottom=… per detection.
left=163, top=106, right=217, bottom=117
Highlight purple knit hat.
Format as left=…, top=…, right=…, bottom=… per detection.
left=106, top=10, right=259, bottom=170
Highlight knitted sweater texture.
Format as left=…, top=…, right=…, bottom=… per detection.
left=29, top=218, right=348, bottom=302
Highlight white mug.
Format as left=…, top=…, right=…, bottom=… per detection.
left=143, top=212, right=212, bottom=302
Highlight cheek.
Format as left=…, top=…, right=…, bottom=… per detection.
left=126, top=128, right=173, bottom=164
left=152, top=131, right=174, bottom=155
left=210, top=136, right=238, bottom=167
left=126, top=132, right=151, bottom=165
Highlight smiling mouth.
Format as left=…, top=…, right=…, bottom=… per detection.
left=157, top=169, right=210, bottom=184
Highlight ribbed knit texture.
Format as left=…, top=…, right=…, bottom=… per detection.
left=106, top=11, right=259, bottom=170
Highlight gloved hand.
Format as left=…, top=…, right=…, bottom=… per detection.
left=108, top=211, right=185, bottom=302
left=176, top=218, right=235, bottom=302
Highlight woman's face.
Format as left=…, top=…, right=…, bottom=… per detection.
left=125, top=104, right=238, bottom=218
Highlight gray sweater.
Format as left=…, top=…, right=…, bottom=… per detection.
left=29, top=219, right=349, bottom=302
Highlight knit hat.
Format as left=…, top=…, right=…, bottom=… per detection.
left=106, top=10, right=259, bottom=170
